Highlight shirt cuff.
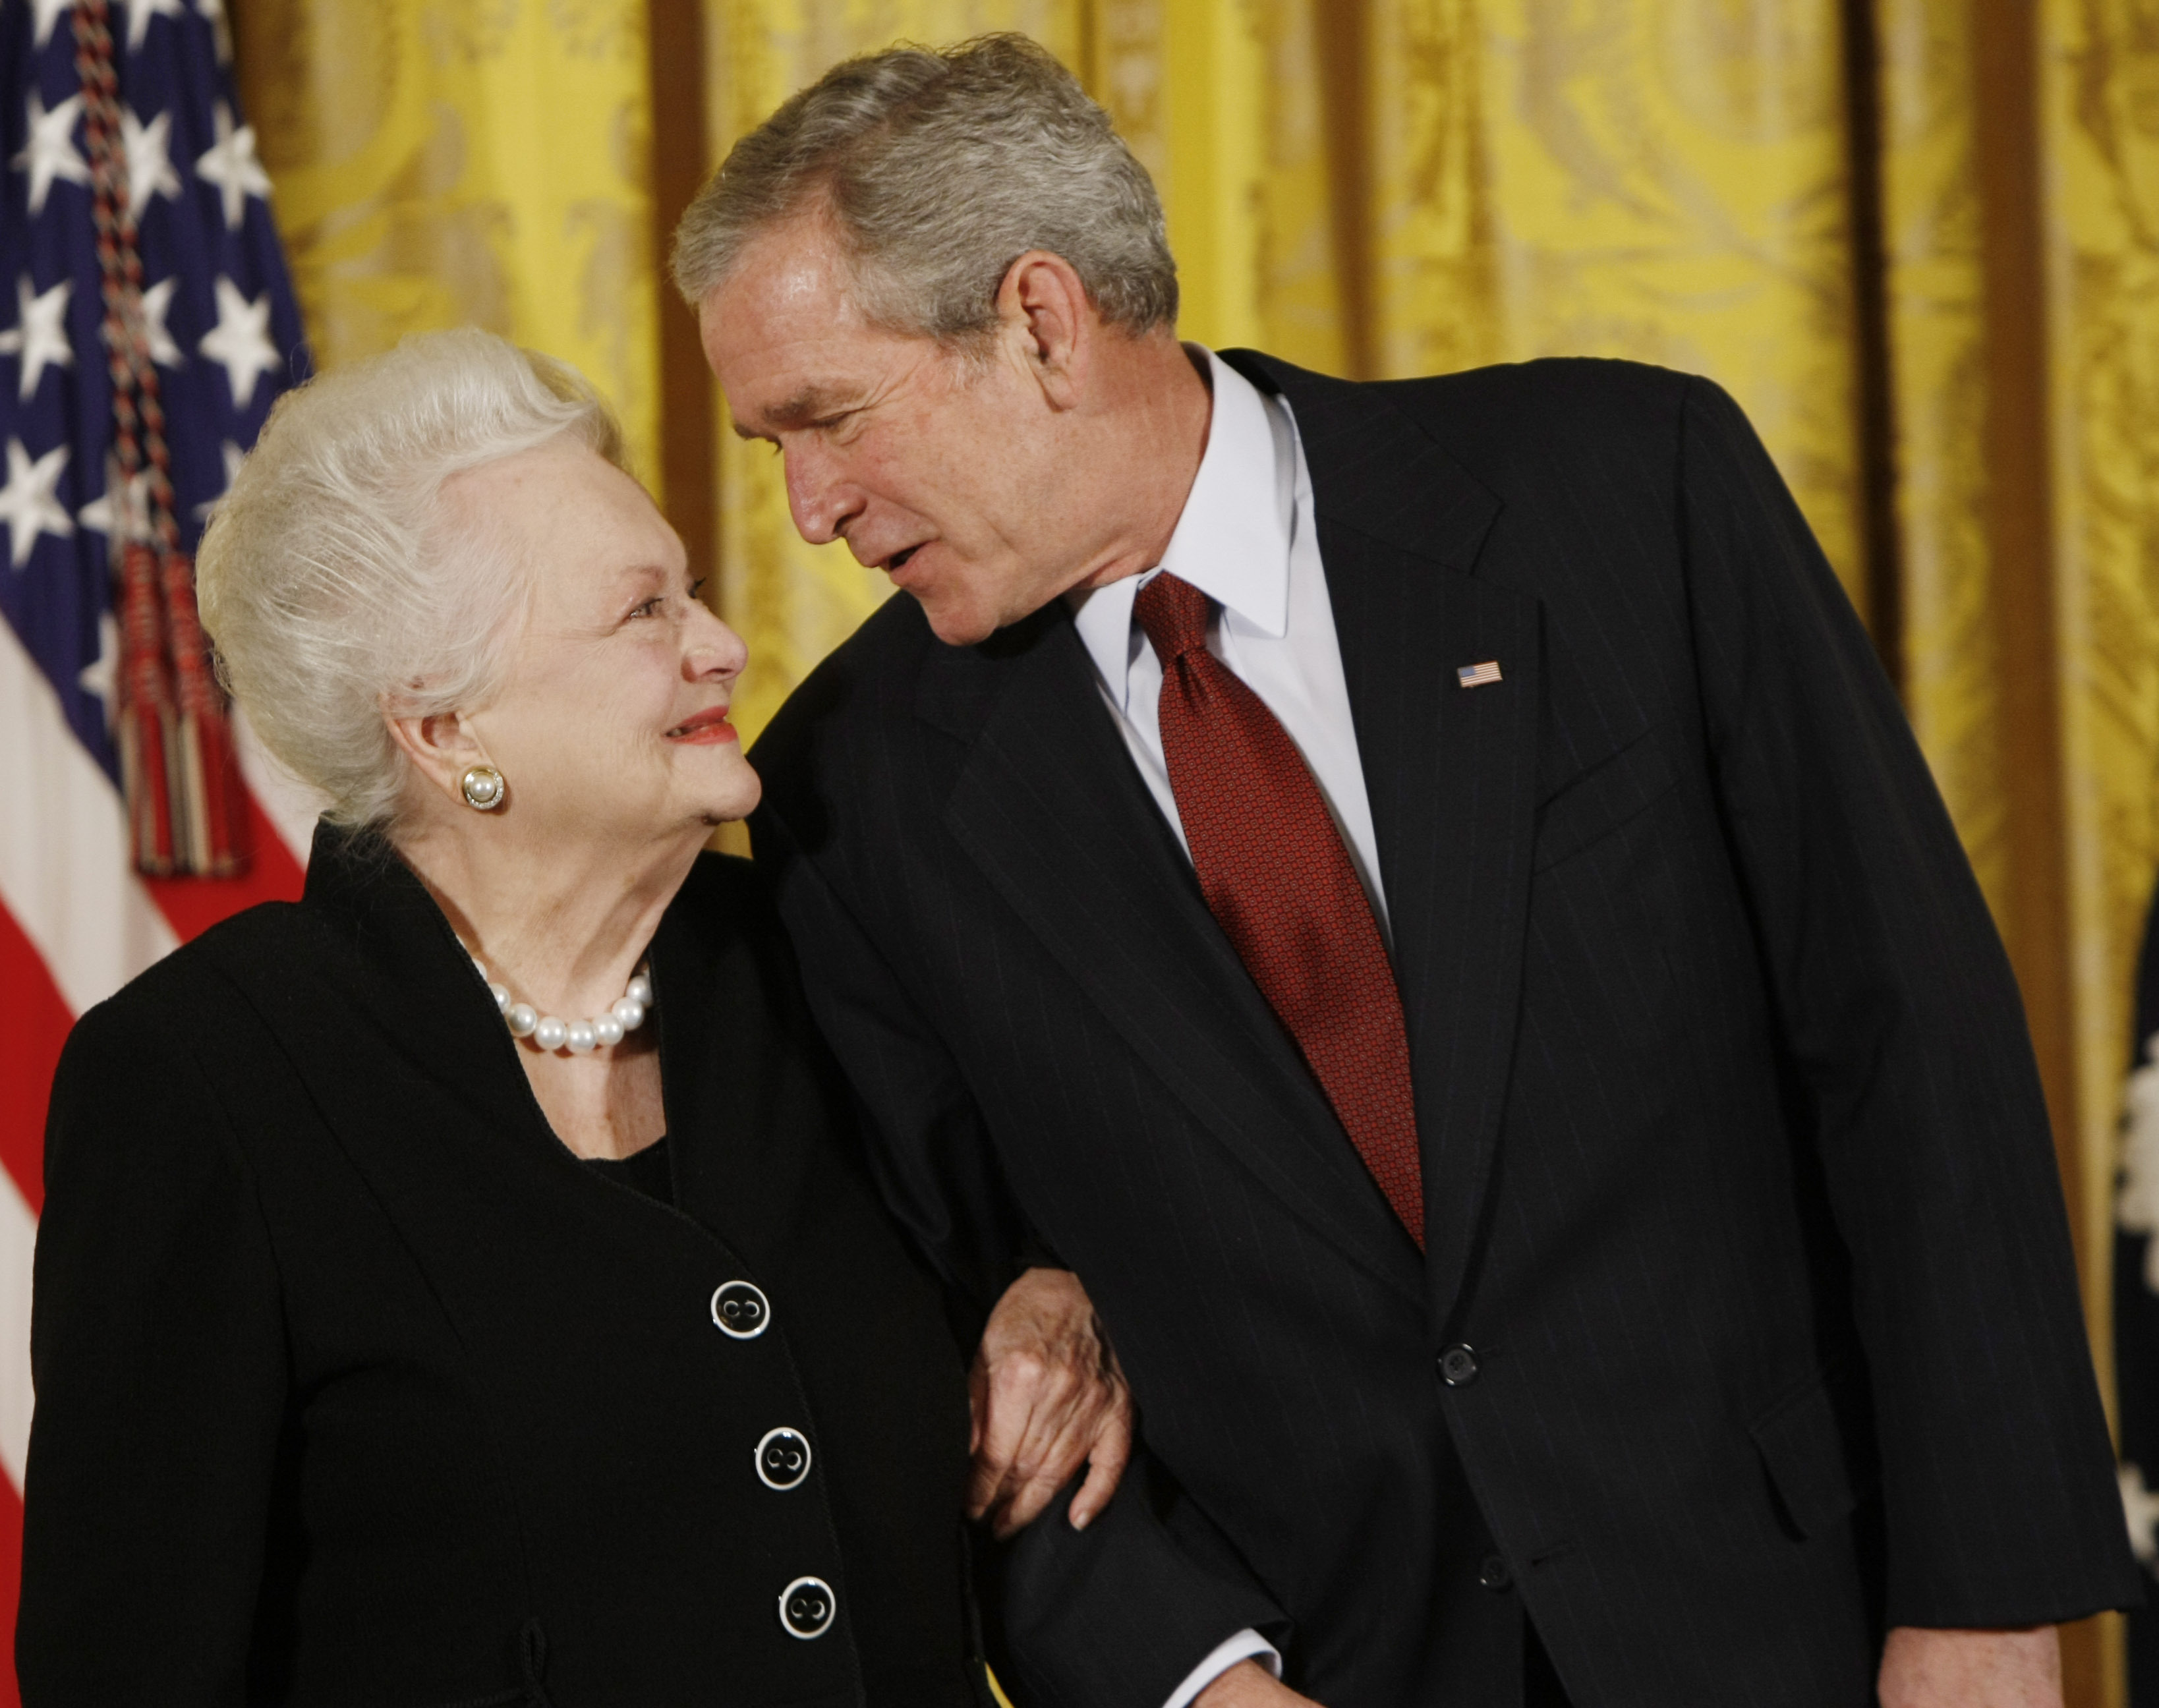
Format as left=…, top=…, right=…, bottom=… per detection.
left=1161, top=1628, right=1282, bottom=1708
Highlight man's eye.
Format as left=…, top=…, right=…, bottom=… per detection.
left=630, top=596, right=664, bottom=619
left=688, top=577, right=708, bottom=602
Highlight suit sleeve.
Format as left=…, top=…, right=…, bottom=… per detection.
left=753, top=802, right=1292, bottom=1697
left=1675, top=374, right=2142, bottom=1624
left=753, top=800, right=1039, bottom=1315
left=996, top=1454, right=1290, bottom=1708
left=18, top=992, right=291, bottom=1705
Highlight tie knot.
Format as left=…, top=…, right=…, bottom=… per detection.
left=1133, top=571, right=1211, bottom=665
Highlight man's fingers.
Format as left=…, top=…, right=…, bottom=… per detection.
left=993, top=1388, right=1134, bottom=1536
left=969, top=1352, right=1079, bottom=1519
left=967, top=1356, right=987, bottom=1460
left=991, top=1459, right=1070, bottom=1538
left=967, top=1354, right=1039, bottom=1518
left=968, top=1265, right=1138, bottom=1537
left=965, top=1450, right=1002, bottom=1522
left=1068, top=1357, right=1136, bottom=1528
left=1066, top=1424, right=1131, bottom=1530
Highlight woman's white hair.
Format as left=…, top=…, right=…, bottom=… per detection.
left=195, top=327, right=627, bottom=834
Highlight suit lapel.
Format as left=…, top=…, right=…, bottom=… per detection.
left=1232, top=351, right=1542, bottom=1327
left=1324, top=523, right=1541, bottom=1328
left=936, top=612, right=1427, bottom=1305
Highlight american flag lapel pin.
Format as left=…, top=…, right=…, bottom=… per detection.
left=1457, top=660, right=1503, bottom=689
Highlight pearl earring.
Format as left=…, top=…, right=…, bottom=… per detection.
left=459, top=764, right=506, bottom=811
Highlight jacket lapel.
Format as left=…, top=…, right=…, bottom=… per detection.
left=1230, top=352, right=1541, bottom=1328
left=935, top=612, right=1427, bottom=1305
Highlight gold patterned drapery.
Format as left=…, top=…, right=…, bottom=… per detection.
left=231, top=5, right=2159, bottom=1700
left=231, top=0, right=663, bottom=483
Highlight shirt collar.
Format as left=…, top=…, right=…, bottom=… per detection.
left=1069, top=347, right=1296, bottom=709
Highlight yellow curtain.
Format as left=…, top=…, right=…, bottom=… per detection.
left=1879, top=1, right=2003, bottom=903
left=231, top=0, right=664, bottom=489
left=1370, top=2, right=1867, bottom=604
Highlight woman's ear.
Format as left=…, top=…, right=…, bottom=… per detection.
left=384, top=706, right=490, bottom=807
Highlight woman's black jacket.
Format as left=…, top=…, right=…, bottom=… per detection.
left=18, top=826, right=980, bottom=1708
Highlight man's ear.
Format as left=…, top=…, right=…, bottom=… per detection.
left=385, top=706, right=492, bottom=807
left=996, top=250, right=1093, bottom=409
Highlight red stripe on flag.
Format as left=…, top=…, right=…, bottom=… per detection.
left=0, top=904, right=69, bottom=1218
left=0, top=1471, right=20, bottom=1708
left=142, top=792, right=306, bottom=944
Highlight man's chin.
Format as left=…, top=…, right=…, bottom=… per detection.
left=912, top=589, right=1000, bottom=648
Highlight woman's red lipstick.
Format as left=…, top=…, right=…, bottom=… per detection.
left=668, top=706, right=739, bottom=745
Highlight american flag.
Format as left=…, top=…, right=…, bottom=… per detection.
left=0, top=0, right=313, bottom=1686
left=1456, top=660, right=1502, bottom=689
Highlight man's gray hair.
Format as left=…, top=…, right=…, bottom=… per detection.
left=672, top=34, right=1177, bottom=341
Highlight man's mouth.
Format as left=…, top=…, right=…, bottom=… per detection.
left=666, top=706, right=739, bottom=745
left=884, top=544, right=922, bottom=573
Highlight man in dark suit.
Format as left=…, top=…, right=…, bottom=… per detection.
left=675, top=34, right=2139, bottom=1708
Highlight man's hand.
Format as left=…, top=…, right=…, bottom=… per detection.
left=1878, top=1626, right=2061, bottom=1708
left=969, top=1267, right=1134, bottom=1537
left=1194, top=1661, right=1323, bottom=1707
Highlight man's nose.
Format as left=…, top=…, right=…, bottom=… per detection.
left=782, top=441, right=865, bottom=547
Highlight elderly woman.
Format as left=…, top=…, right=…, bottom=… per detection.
left=18, top=330, right=1127, bottom=1707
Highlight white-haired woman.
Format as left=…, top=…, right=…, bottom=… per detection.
left=18, top=329, right=1129, bottom=1708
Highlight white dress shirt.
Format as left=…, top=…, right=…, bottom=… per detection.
left=1068, top=346, right=1389, bottom=939
left=1066, top=348, right=1381, bottom=1708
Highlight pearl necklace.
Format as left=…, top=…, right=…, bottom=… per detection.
left=471, top=954, right=652, bottom=1055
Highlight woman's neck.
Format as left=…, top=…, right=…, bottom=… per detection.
left=393, top=818, right=706, bottom=1021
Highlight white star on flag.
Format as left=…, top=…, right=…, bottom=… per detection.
left=76, top=612, right=119, bottom=726
left=0, top=275, right=74, bottom=401
left=30, top=0, right=76, bottom=49
left=0, top=439, right=74, bottom=569
left=193, top=440, right=245, bottom=522
left=76, top=463, right=152, bottom=548
left=13, top=92, right=90, bottom=216
left=194, top=0, right=231, bottom=60
left=138, top=277, right=183, bottom=367
left=194, top=103, right=269, bottom=230
left=2124, top=1462, right=2159, bottom=1568
left=117, top=0, right=186, bottom=51
left=121, top=107, right=183, bottom=221
left=198, top=275, right=279, bottom=409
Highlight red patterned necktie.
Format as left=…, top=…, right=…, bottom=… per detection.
left=1133, top=571, right=1425, bottom=1249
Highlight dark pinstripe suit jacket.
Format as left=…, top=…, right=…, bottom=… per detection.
left=749, top=353, right=2139, bottom=1708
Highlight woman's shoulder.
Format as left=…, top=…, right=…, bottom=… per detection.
left=80, top=902, right=312, bottom=1034
left=47, top=903, right=329, bottom=1196
left=61, top=900, right=351, bottom=1104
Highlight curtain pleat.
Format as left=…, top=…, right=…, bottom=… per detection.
left=1881, top=1, right=2001, bottom=911
left=231, top=0, right=664, bottom=487
left=1369, top=3, right=1868, bottom=614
